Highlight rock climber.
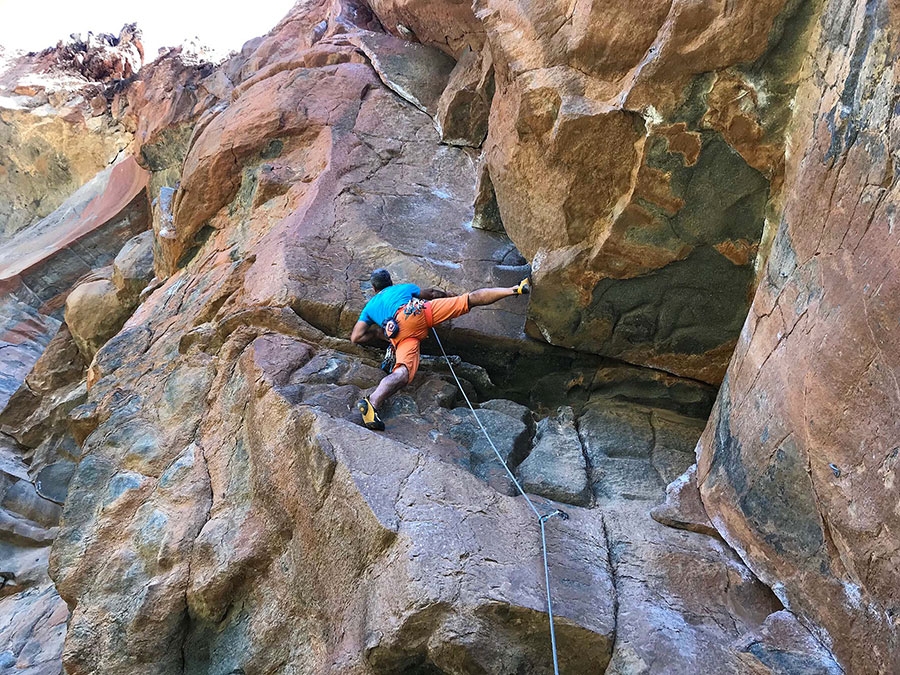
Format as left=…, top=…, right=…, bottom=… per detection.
left=350, top=268, right=530, bottom=430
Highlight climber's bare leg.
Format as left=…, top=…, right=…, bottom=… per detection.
left=468, top=285, right=519, bottom=307
left=369, top=365, right=409, bottom=409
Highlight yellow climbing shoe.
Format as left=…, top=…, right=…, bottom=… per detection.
left=357, top=397, right=385, bottom=431
left=514, top=277, right=531, bottom=295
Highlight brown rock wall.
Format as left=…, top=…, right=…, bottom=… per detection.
left=697, top=0, right=900, bottom=671
left=6, top=0, right=895, bottom=672
left=367, top=0, right=485, bottom=56
left=464, top=0, right=810, bottom=383
left=0, top=29, right=138, bottom=241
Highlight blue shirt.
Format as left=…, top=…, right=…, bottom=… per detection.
left=359, top=283, right=421, bottom=326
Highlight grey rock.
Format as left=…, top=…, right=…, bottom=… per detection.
left=413, top=378, right=457, bottom=412
left=290, top=351, right=352, bottom=385
left=0, top=509, right=57, bottom=546
left=112, top=230, right=155, bottom=299
left=472, top=158, right=504, bottom=232
left=650, top=464, right=719, bottom=537
left=604, top=502, right=782, bottom=674
left=578, top=401, right=654, bottom=460
left=349, top=30, right=455, bottom=117
left=480, top=398, right=534, bottom=432
left=652, top=408, right=705, bottom=454
left=380, top=393, right=419, bottom=419
left=734, top=610, right=844, bottom=674
left=34, top=461, right=76, bottom=505
left=517, top=407, right=591, bottom=506
left=436, top=46, right=492, bottom=147
left=0, top=582, right=68, bottom=674
left=1, top=479, right=61, bottom=528
left=650, top=409, right=704, bottom=484
left=592, top=456, right=665, bottom=503
left=449, top=407, right=530, bottom=494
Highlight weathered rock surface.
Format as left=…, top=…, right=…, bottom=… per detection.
left=0, top=27, right=138, bottom=240
left=518, top=406, right=591, bottom=506
left=436, top=46, right=493, bottom=146
left=51, top=314, right=619, bottom=673
left=697, top=0, right=900, bottom=671
left=449, top=405, right=530, bottom=495
left=0, top=325, right=82, bottom=675
left=604, top=502, right=782, bottom=674
left=0, top=155, right=151, bottom=296
left=650, top=464, right=718, bottom=538
left=0, top=581, right=68, bottom=675
left=734, top=610, right=843, bottom=674
left=2, top=0, right=895, bottom=672
left=0, top=155, right=150, bottom=414
left=367, top=0, right=485, bottom=57
left=459, top=0, right=812, bottom=383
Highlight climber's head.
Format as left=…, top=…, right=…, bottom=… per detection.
left=370, top=268, right=392, bottom=292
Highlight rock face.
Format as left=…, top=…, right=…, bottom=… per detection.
left=0, top=321, right=86, bottom=675
left=0, top=0, right=897, bottom=673
left=0, top=27, right=139, bottom=241
left=467, top=0, right=809, bottom=384
left=517, top=406, right=591, bottom=506
left=0, top=155, right=150, bottom=412
left=696, top=0, right=900, bottom=671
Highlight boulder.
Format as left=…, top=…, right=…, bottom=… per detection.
left=111, top=230, right=155, bottom=300
left=23, top=324, right=86, bottom=396
left=65, top=279, right=131, bottom=360
left=5, top=1, right=882, bottom=673
left=473, top=0, right=805, bottom=383
left=449, top=406, right=530, bottom=494
left=517, top=406, right=590, bottom=506
left=435, top=46, right=493, bottom=146
left=480, top=398, right=533, bottom=432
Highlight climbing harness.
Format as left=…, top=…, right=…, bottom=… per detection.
left=431, top=327, right=568, bottom=675
left=380, top=344, right=397, bottom=373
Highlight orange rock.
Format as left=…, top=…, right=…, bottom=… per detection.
left=368, top=0, right=485, bottom=56
left=697, top=1, right=900, bottom=671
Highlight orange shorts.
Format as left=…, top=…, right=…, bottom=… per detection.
left=391, top=294, right=470, bottom=381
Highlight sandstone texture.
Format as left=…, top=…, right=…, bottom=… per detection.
left=696, top=0, right=900, bottom=671
left=0, top=155, right=150, bottom=410
left=0, top=0, right=896, bottom=673
left=469, top=0, right=811, bottom=384
left=0, top=27, right=138, bottom=241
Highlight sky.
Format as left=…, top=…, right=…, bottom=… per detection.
left=0, top=0, right=298, bottom=62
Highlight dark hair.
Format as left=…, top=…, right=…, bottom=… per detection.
left=370, top=268, right=392, bottom=291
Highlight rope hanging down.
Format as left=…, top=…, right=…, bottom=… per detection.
left=431, top=328, right=568, bottom=675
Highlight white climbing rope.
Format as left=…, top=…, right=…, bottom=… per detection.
left=431, top=327, right=566, bottom=675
